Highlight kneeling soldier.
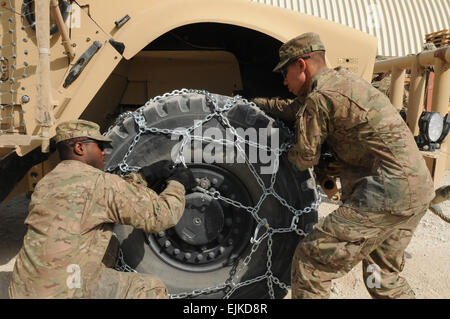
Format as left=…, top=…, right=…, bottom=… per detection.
left=9, top=119, right=196, bottom=299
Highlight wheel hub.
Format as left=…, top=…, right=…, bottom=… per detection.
left=174, top=193, right=224, bottom=246
left=147, top=164, right=254, bottom=272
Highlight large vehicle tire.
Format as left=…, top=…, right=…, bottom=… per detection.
left=104, top=90, right=318, bottom=299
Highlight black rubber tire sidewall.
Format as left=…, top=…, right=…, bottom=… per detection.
left=106, top=92, right=318, bottom=298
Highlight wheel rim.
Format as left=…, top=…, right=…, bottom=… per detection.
left=147, top=164, right=255, bottom=272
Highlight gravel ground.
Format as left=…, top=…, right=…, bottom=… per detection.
left=1, top=172, right=449, bottom=299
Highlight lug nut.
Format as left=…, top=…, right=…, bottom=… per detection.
left=208, top=252, right=215, bottom=259
left=173, top=249, right=180, bottom=255
left=184, top=253, right=192, bottom=259
left=219, top=246, right=225, bottom=254
left=196, top=254, right=204, bottom=261
left=158, top=231, right=165, bottom=237
left=164, top=240, right=171, bottom=248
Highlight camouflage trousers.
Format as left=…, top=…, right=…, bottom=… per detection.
left=90, top=236, right=168, bottom=299
left=291, top=204, right=428, bottom=299
left=90, top=266, right=169, bottom=299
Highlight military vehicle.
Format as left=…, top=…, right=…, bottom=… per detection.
left=0, top=0, right=448, bottom=298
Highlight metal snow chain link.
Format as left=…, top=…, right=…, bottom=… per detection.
left=115, top=248, right=137, bottom=273
left=108, top=89, right=322, bottom=299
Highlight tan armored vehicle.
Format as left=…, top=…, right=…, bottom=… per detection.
left=0, top=0, right=449, bottom=298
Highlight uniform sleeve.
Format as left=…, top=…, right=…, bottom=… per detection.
left=252, top=97, right=302, bottom=123
left=102, top=172, right=186, bottom=233
left=288, top=94, right=329, bottom=171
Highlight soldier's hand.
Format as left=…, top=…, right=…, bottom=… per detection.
left=140, top=160, right=176, bottom=186
left=168, top=166, right=197, bottom=191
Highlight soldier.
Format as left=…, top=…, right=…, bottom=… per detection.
left=253, top=33, right=435, bottom=298
left=8, top=119, right=196, bottom=299
left=371, top=55, right=409, bottom=110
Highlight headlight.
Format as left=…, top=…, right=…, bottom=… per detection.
left=419, top=111, right=444, bottom=143
left=436, top=113, right=450, bottom=144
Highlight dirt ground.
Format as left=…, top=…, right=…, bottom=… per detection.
left=1, top=172, right=449, bottom=299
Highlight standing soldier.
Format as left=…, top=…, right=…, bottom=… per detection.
left=9, top=119, right=196, bottom=299
left=253, top=33, right=435, bottom=298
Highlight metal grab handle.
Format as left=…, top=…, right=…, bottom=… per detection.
left=63, top=41, right=102, bottom=88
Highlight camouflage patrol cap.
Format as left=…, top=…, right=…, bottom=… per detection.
left=54, top=119, right=112, bottom=143
left=273, top=32, right=326, bottom=73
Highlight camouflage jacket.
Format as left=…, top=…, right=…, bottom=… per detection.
left=252, top=96, right=305, bottom=128
left=371, top=73, right=409, bottom=108
left=9, top=160, right=185, bottom=298
left=257, top=67, right=434, bottom=212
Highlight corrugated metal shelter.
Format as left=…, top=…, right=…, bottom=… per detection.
left=250, top=0, right=450, bottom=57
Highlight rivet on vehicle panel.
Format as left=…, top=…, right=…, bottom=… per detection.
left=21, top=95, right=30, bottom=103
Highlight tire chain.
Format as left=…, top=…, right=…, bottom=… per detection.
left=107, top=89, right=321, bottom=299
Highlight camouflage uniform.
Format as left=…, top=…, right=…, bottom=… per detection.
left=9, top=120, right=185, bottom=299
left=264, top=33, right=435, bottom=299
left=371, top=72, right=409, bottom=108
left=252, top=97, right=300, bottom=127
